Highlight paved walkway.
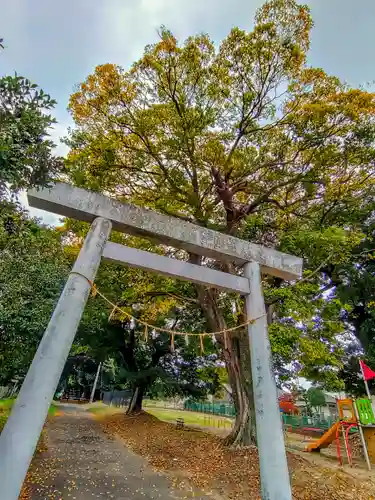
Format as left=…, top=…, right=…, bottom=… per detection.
left=27, top=405, right=208, bottom=499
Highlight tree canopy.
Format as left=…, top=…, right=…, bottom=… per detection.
left=306, top=387, right=326, bottom=411
left=64, top=0, right=375, bottom=444
left=0, top=39, right=67, bottom=382
left=0, top=202, right=69, bottom=383
left=0, top=74, right=62, bottom=197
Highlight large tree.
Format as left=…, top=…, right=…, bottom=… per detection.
left=0, top=40, right=66, bottom=381
left=0, top=202, right=69, bottom=383
left=322, top=210, right=375, bottom=396
left=336, top=217, right=375, bottom=352
left=58, top=228, right=223, bottom=412
left=66, top=0, right=375, bottom=444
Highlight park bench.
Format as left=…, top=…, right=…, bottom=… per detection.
left=176, top=418, right=184, bottom=429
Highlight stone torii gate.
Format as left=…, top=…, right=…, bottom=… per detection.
left=0, top=182, right=302, bottom=500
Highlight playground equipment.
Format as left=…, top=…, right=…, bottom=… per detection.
left=306, top=398, right=374, bottom=470
left=305, top=420, right=340, bottom=452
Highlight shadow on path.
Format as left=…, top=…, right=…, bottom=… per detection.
left=26, top=404, right=209, bottom=499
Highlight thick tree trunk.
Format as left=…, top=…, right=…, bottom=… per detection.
left=193, top=272, right=256, bottom=446
left=223, top=331, right=256, bottom=446
left=126, top=386, right=144, bottom=414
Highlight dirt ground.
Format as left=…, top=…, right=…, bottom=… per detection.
left=22, top=404, right=375, bottom=499
left=23, top=404, right=209, bottom=499
left=98, top=411, right=375, bottom=500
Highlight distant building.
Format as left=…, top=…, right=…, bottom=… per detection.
left=294, top=391, right=347, bottom=419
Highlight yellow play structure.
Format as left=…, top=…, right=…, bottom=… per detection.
left=306, top=398, right=374, bottom=469
left=306, top=420, right=340, bottom=452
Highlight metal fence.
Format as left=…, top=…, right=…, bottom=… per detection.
left=102, top=390, right=132, bottom=407
left=61, top=389, right=87, bottom=401
left=183, top=401, right=338, bottom=432
left=143, top=398, right=185, bottom=410
left=282, top=414, right=336, bottom=431
left=0, top=387, right=10, bottom=399
left=99, top=393, right=339, bottom=433
left=184, top=400, right=236, bottom=417
left=0, top=386, right=17, bottom=399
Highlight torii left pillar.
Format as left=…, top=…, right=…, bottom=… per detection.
left=0, top=217, right=112, bottom=500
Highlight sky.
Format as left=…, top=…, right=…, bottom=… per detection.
left=2, top=0, right=375, bottom=223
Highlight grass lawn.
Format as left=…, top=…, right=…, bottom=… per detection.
left=86, top=403, right=123, bottom=415
left=86, top=403, right=232, bottom=429
left=48, top=403, right=59, bottom=417
left=0, top=398, right=15, bottom=431
left=145, top=406, right=233, bottom=428
left=0, top=398, right=58, bottom=431
left=0, top=398, right=15, bottom=411
left=84, top=400, right=233, bottom=428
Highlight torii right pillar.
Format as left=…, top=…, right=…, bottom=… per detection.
left=244, top=262, right=292, bottom=500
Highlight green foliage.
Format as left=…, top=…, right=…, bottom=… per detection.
left=0, top=42, right=65, bottom=382
left=63, top=0, right=375, bottom=398
left=313, top=211, right=375, bottom=395
left=0, top=74, right=62, bottom=196
left=0, top=414, right=7, bottom=433
left=306, top=387, right=326, bottom=410
left=54, top=235, right=221, bottom=405
left=337, top=341, right=368, bottom=397
left=77, top=296, right=220, bottom=405
left=280, top=227, right=364, bottom=268
left=336, top=220, right=375, bottom=350
left=0, top=202, right=69, bottom=383
left=67, top=10, right=375, bottom=237
left=57, top=354, right=98, bottom=397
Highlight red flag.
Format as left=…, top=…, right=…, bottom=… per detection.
left=360, top=360, right=375, bottom=381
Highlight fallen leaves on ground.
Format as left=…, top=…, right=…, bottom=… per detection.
left=99, top=412, right=375, bottom=500
left=19, top=415, right=58, bottom=500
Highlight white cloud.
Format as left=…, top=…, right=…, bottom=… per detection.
left=49, top=121, right=71, bottom=157
left=99, top=0, right=263, bottom=69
